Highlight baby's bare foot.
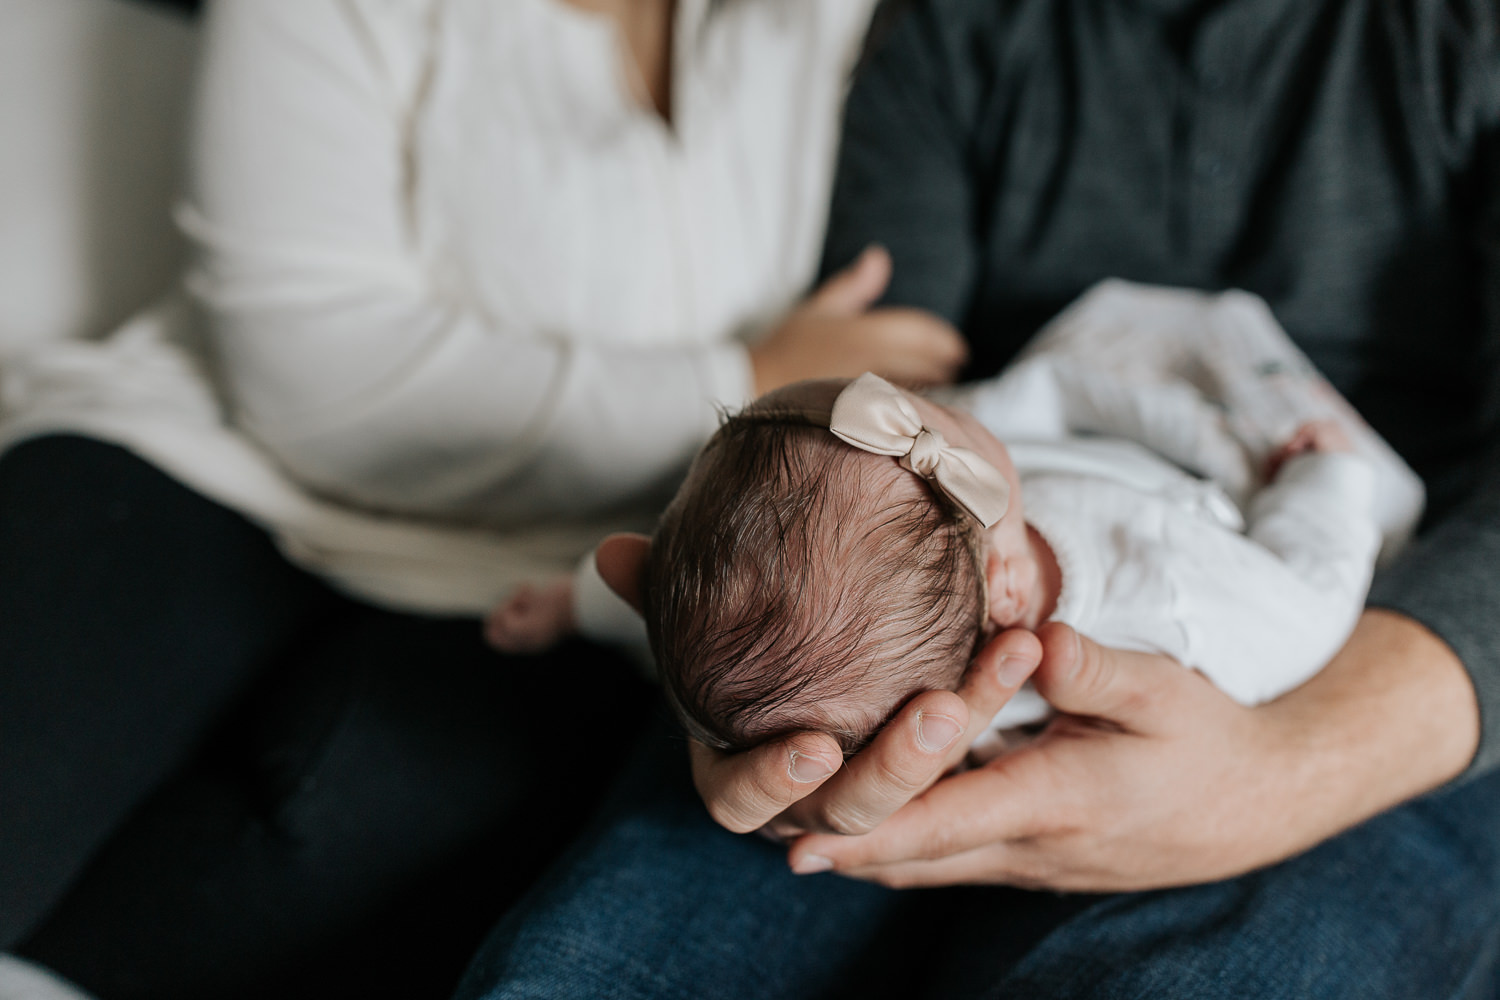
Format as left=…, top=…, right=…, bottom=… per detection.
left=484, top=575, right=575, bottom=655
left=1265, top=420, right=1353, bottom=480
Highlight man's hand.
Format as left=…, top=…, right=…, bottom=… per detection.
left=688, top=628, right=1043, bottom=839
left=778, top=612, right=1478, bottom=891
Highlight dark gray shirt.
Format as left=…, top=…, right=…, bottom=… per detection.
left=820, top=0, right=1500, bottom=777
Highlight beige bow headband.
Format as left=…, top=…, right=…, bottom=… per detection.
left=828, top=373, right=1011, bottom=528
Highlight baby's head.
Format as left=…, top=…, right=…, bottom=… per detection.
left=641, top=375, right=1028, bottom=755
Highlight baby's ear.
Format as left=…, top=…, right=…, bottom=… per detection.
left=981, top=544, right=1009, bottom=626
left=595, top=533, right=651, bottom=614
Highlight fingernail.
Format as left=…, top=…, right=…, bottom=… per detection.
left=916, top=712, right=961, bottom=752
left=792, top=854, right=834, bottom=875
left=789, top=750, right=837, bottom=784
left=997, top=654, right=1036, bottom=688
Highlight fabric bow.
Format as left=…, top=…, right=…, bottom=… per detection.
left=828, top=373, right=1011, bottom=528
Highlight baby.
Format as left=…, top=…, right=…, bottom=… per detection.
left=490, top=282, right=1421, bottom=756
left=631, top=373, right=1379, bottom=754
left=491, top=366, right=1383, bottom=757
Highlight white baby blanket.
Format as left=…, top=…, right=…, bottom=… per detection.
left=944, top=279, right=1423, bottom=560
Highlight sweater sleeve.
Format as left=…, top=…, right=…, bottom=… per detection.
left=1365, top=63, right=1500, bottom=779
left=1366, top=435, right=1500, bottom=781
left=1365, top=194, right=1500, bottom=783
left=185, top=0, right=752, bottom=517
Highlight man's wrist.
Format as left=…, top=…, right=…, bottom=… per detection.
left=1262, top=609, right=1478, bottom=840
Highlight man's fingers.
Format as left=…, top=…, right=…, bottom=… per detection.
left=779, top=630, right=1040, bottom=837
left=1030, top=621, right=1181, bottom=725
left=784, top=690, right=968, bottom=836
left=787, top=757, right=1055, bottom=874
left=810, top=245, right=892, bottom=315
left=955, top=628, right=1041, bottom=753
left=689, top=733, right=843, bottom=834
left=688, top=629, right=1038, bottom=840
left=835, top=843, right=1019, bottom=890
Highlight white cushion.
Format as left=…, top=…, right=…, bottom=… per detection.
left=0, top=955, right=93, bottom=1000
left=0, top=0, right=197, bottom=349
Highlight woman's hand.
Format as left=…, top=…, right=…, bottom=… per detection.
left=750, top=246, right=969, bottom=395
left=694, top=612, right=1477, bottom=892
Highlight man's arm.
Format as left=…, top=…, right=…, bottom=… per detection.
left=783, top=613, right=1477, bottom=888
left=690, top=609, right=1477, bottom=889
left=1358, top=107, right=1500, bottom=779
left=692, top=0, right=1500, bottom=886
left=1361, top=200, right=1500, bottom=784
left=696, top=233, right=1498, bottom=893
left=1362, top=449, right=1500, bottom=778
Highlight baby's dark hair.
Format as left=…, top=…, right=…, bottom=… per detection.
left=643, top=391, right=987, bottom=755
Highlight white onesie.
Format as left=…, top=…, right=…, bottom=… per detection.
left=983, top=437, right=1377, bottom=736
left=573, top=282, right=1422, bottom=731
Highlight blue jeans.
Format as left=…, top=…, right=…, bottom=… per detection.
left=456, top=721, right=1500, bottom=1000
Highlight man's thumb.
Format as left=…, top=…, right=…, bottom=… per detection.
left=1030, top=622, right=1165, bottom=724
left=810, top=244, right=892, bottom=315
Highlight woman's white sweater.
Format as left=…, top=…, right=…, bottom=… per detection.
left=0, top=0, right=874, bottom=613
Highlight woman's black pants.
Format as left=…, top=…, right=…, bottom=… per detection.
left=0, top=435, right=653, bottom=1000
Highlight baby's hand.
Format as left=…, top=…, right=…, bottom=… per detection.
left=484, top=575, right=575, bottom=655
left=1265, top=419, right=1353, bottom=480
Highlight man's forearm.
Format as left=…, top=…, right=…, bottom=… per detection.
left=1263, top=609, right=1479, bottom=838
